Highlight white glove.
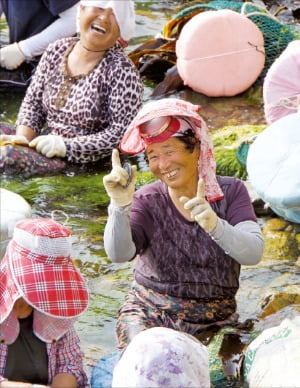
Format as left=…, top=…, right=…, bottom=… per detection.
left=29, top=135, right=66, bottom=158
left=0, top=134, right=29, bottom=146
left=0, top=43, right=26, bottom=70
left=180, top=179, right=218, bottom=233
left=103, top=149, right=137, bottom=207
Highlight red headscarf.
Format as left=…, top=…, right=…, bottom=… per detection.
left=120, top=98, right=224, bottom=202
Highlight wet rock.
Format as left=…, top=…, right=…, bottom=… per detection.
left=264, top=218, right=288, bottom=231
left=73, top=259, right=83, bottom=268
left=267, top=0, right=300, bottom=23
left=81, top=261, right=101, bottom=277
left=259, top=288, right=300, bottom=318
left=261, top=218, right=299, bottom=261
left=254, top=304, right=300, bottom=330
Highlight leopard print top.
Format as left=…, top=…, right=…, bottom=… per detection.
left=17, top=37, right=144, bottom=163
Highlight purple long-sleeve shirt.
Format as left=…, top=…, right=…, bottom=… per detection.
left=104, top=176, right=264, bottom=299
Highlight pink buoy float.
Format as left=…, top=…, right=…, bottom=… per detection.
left=263, top=40, right=300, bottom=124
left=176, top=9, right=265, bottom=97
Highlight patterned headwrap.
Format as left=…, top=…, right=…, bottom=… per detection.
left=120, top=98, right=224, bottom=202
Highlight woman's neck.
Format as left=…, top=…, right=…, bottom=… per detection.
left=79, top=40, right=108, bottom=53
left=168, top=186, right=197, bottom=221
left=67, top=41, right=107, bottom=77
left=168, top=179, right=198, bottom=201
left=13, top=298, right=33, bottom=319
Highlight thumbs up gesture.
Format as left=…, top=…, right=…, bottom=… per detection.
left=103, top=149, right=137, bottom=207
left=179, top=179, right=218, bottom=233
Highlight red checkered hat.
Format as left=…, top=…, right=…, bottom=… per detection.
left=0, top=218, right=89, bottom=323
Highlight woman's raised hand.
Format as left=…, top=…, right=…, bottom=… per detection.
left=180, top=179, right=218, bottom=233
left=103, top=149, right=137, bottom=207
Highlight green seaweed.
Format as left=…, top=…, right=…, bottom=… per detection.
left=211, top=124, right=266, bottom=179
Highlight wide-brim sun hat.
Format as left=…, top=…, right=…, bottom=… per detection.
left=80, top=0, right=135, bottom=41
left=120, top=98, right=224, bottom=202
left=0, top=218, right=89, bottom=324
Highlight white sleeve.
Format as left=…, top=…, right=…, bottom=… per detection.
left=104, top=203, right=136, bottom=263
left=209, top=219, right=264, bottom=265
left=18, top=3, right=78, bottom=59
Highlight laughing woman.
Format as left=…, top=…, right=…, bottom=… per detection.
left=0, top=0, right=143, bottom=178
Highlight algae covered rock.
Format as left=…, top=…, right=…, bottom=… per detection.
left=211, top=124, right=266, bottom=180
left=259, top=287, right=300, bottom=319
left=255, top=304, right=300, bottom=331
left=261, top=218, right=299, bottom=262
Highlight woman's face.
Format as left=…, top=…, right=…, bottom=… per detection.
left=79, top=6, right=120, bottom=50
left=146, top=137, right=200, bottom=190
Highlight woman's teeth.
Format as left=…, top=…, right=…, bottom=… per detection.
left=91, top=25, right=106, bottom=33
left=165, top=170, right=177, bottom=179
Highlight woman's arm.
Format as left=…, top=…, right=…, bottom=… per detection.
left=211, top=178, right=264, bottom=265
left=181, top=178, right=264, bottom=265
left=104, top=204, right=136, bottom=263
left=18, top=4, right=78, bottom=59
left=16, top=43, right=52, bottom=133
left=103, top=150, right=137, bottom=262
left=15, top=125, right=36, bottom=141
left=51, top=373, right=77, bottom=388
left=52, top=327, right=87, bottom=388
left=0, top=381, right=46, bottom=387
left=209, top=219, right=264, bottom=265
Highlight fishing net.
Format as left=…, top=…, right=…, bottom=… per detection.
left=162, top=1, right=300, bottom=82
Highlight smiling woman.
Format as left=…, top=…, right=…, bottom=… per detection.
left=79, top=0, right=135, bottom=48
left=101, top=98, right=264, bottom=357
left=0, top=0, right=143, bottom=178
left=79, top=7, right=119, bottom=52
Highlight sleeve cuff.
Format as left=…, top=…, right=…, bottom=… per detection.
left=108, top=202, right=132, bottom=214
left=208, top=218, right=225, bottom=241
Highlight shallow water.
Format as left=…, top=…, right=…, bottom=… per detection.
left=1, top=0, right=299, bottom=381
left=0, top=2, right=173, bottom=374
